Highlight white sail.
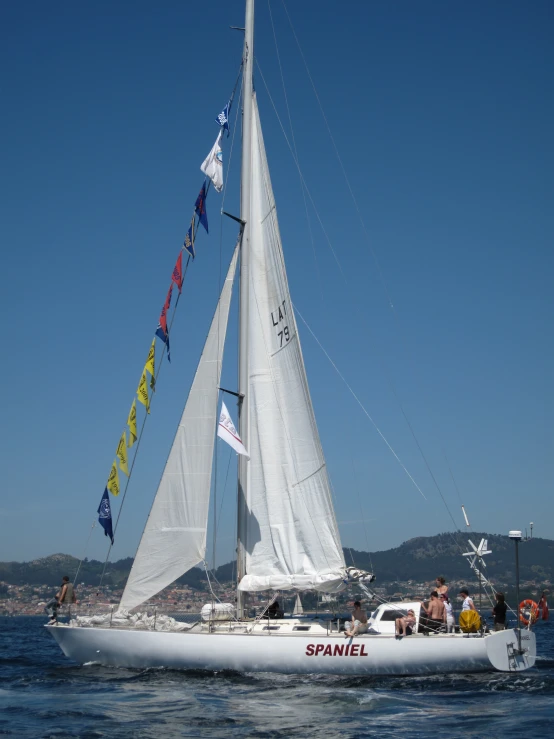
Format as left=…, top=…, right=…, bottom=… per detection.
left=120, top=245, right=239, bottom=611
left=293, top=594, right=304, bottom=615
left=238, top=95, right=346, bottom=593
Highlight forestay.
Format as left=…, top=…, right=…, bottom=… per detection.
left=238, top=95, right=346, bottom=593
left=120, top=245, right=239, bottom=612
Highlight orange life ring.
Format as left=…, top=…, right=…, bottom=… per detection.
left=519, top=599, right=539, bottom=625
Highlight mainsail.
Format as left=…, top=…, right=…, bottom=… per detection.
left=238, top=95, right=346, bottom=593
left=120, top=245, right=239, bottom=611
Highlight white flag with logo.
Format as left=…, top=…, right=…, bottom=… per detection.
left=217, top=401, right=249, bottom=458
left=200, top=131, right=223, bottom=192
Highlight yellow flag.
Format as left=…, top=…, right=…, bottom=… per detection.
left=116, top=430, right=129, bottom=476
left=107, top=459, right=120, bottom=496
left=145, top=339, right=156, bottom=390
left=127, top=399, right=137, bottom=447
left=137, top=371, right=150, bottom=414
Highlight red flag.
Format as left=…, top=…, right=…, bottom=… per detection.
left=159, top=284, right=173, bottom=336
left=172, top=251, right=183, bottom=294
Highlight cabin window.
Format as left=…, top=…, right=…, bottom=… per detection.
left=379, top=610, right=409, bottom=622
left=293, top=626, right=311, bottom=631
left=262, top=625, right=281, bottom=631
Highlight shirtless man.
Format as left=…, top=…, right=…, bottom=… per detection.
left=344, top=601, right=368, bottom=638
left=421, top=591, right=445, bottom=633
left=435, top=576, right=448, bottom=597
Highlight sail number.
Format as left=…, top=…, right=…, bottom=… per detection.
left=271, top=300, right=290, bottom=348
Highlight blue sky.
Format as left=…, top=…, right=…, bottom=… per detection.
left=1, top=1, right=552, bottom=568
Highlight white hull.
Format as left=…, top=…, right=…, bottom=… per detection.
left=47, top=624, right=535, bottom=675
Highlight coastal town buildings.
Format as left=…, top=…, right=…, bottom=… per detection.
left=1, top=577, right=548, bottom=618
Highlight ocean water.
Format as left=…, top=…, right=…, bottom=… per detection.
left=0, top=617, right=552, bottom=739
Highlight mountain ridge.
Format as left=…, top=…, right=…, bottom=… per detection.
left=1, top=532, right=552, bottom=588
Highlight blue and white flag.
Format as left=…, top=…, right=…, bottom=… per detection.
left=97, top=488, right=114, bottom=544
left=200, top=131, right=223, bottom=193
left=215, top=99, right=231, bottom=135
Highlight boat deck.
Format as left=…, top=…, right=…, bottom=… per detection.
left=61, top=614, right=485, bottom=639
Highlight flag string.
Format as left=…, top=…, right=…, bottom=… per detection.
left=99, top=261, right=190, bottom=588
left=94, top=70, right=241, bottom=590
left=99, top=196, right=202, bottom=570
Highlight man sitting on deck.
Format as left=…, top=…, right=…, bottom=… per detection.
left=344, top=601, right=368, bottom=638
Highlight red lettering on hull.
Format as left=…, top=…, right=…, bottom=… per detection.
left=305, top=641, right=370, bottom=657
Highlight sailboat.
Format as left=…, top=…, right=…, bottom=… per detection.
left=47, top=0, right=536, bottom=675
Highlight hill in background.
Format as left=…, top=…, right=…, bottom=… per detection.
left=346, top=531, right=553, bottom=585
left=0, top=532, right=551, bottom=589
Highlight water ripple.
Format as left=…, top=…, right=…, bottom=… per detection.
left=0, top=617, right=552, bottom=739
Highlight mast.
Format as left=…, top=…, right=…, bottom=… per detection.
left=237, top=0, right=254, bottom=619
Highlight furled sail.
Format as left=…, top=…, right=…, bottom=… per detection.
left=120, top=245, right=239, bottom=611
left=238, top=95, right=346, bottom=593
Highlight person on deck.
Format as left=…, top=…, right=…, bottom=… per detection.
left=420, top=591, right=445, bottom=633
left=459, top=588, right=476, bottom=612
left=435, top=576, right=448, bottom=597
left=344, top=601, right=368, bottom=638
left=45, top=576, right=77, bottom=624
left=263, top=600, right=284, bottom=619
left=441, top=594, right=455, bottom=632
left=395, top=609, right=416, bottom=637
left=492, top=592, right=507, bottom=631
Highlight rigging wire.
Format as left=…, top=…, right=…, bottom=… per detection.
left=254, top=60, right=346, bottom=282
left=255, top=60, right=432, bottom=497
left=212, top=440, right=218, bottom=576
left=267, top=0, right=324, bottom=306
left=280, top=0, right=394, bottom=312
left=258, top=16, right=468, bottom=547
left=220, top=62, right=243, bottom=216
left=73, top=519, right=97, bottom=584
left=215, top=448, right=233, bottom=542
left=203, top=562, right=241, bottom=623
left=293, top=303, right=427, bottom=501
left=351, top=457, right=374, bottom=574
left=444, top=450, right=467, bottom=513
